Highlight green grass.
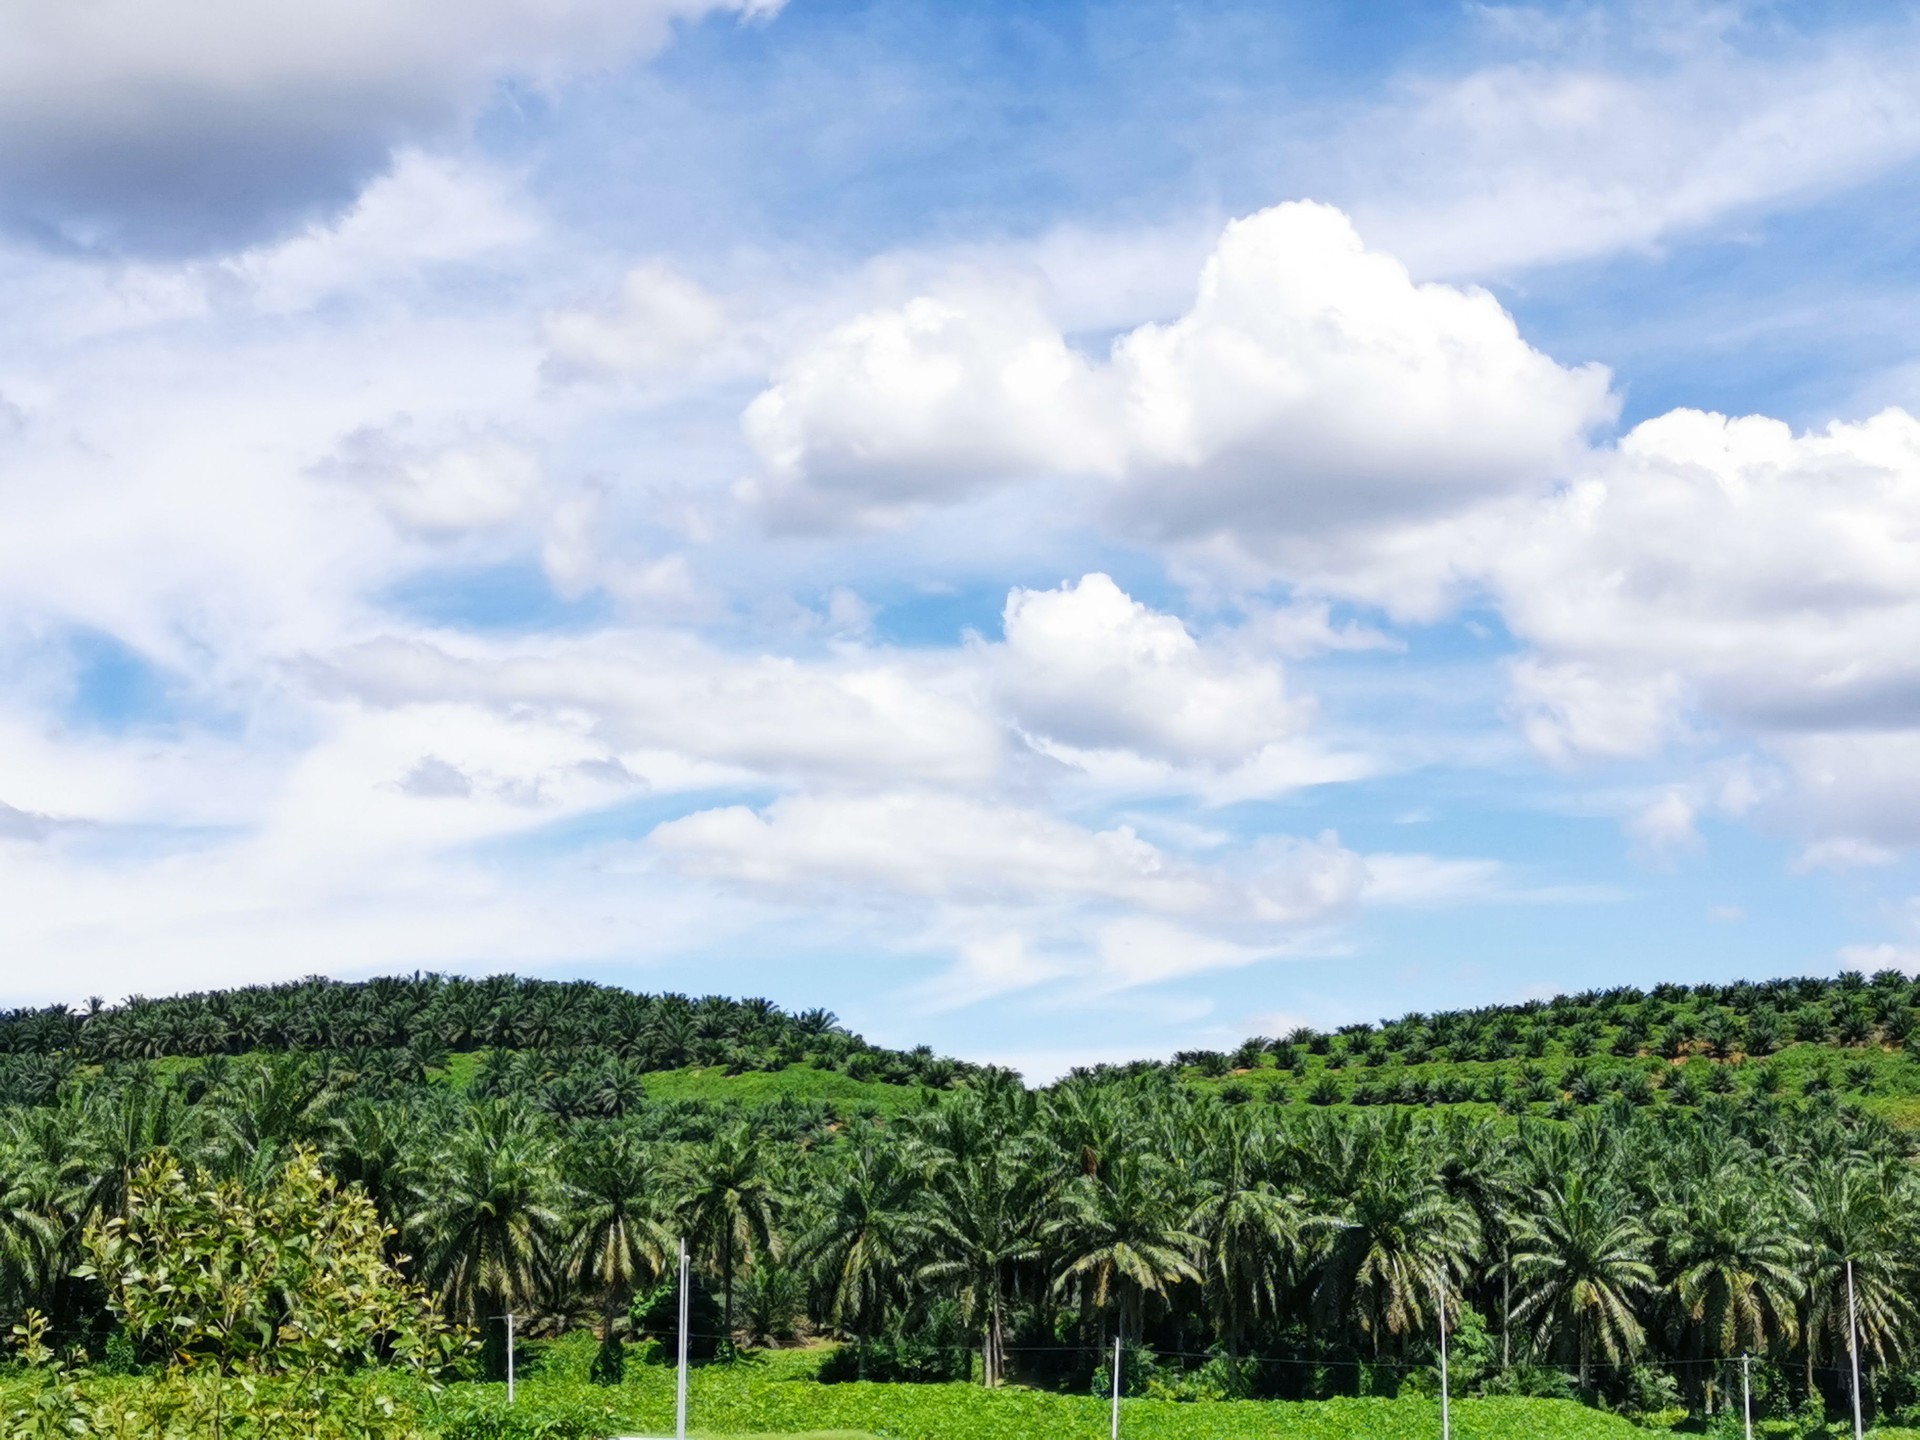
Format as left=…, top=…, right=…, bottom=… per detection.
left=637, top=1065, right=931, bottom=1114
left=427, top=1358, right=1670, bottom=1440
left=29, top=1344, right=1920, bottom=1438
left=421, top=1054, right=928, bottom=1115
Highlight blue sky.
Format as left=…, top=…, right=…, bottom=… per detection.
left=3, top=0, right=1920, bottom=1075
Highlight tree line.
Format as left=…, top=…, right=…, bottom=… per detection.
left=2, top=1027, right=1920, bottom=1428
left=0, top=975, right=981, bottom=1091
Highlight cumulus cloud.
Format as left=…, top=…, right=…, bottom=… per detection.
left=742, top=291, right=1115, bottom=529
left=0, top=0, right=778, bottom=253
left=1492, top=406, right=1920, bottom=849
left=995, top=574, right=1304, bottom=767
left=1104, top=204, right=1613, bottom=564
left=744, top=202, right=1615, bottom=610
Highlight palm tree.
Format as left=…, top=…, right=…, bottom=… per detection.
left=670, top=1120, right=782, bottom=1354
left=794, top=1141, right=927, bottom=1361
left=910, top=1084, right=1050, bottom=1386
left=1792, top=1161, right=1917, bottom=1413
left=1047, top=1150, right=1200, bottom=1357
left=1657, top=1168, right=1803, bottom=1399
left=1311, top=1139, right=1479, bottom=1357
left=1510, top=1172, right=1655, bottom=1387
left=565, top=1125, right=673, bottom=1354
left=408, top=1101, right=564, bottom=1368
left=1186, top=1111, right=1307, bottom=1358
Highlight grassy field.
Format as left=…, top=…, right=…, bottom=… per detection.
left=421, top=1052, right=928, bottom=1115
left=23, top=1342, right=1920, bottom=1438
left=423, top=1349, right=1668, bottom=1440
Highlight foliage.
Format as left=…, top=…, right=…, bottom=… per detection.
left=80, top=1146, right=460, bottom=1379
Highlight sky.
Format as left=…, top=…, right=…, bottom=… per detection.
left=5, top=0, right=1920, bottom=1078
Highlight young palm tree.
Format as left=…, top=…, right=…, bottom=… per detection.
left=1510, top=1172, right=1655, bottom=1387
left=669, top=1119, right=782, bottom=1354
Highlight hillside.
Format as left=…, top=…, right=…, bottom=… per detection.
left=1159, top=968, right=1920, bottom=1129
left=7, top=968, right=1920, bottom=1129
left=0, top=973, right=982, bottom=1114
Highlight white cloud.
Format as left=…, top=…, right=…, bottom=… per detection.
left=995, top=573, right=1303, bottom=767
left=647, top=790, right=1352, bottom=921
left=744, top=202, right=1616, bottom=613
left=741, top=291, right=1116, bottom=530
left=1508, top=660, right=1685, bottom=765
left=316, top=425, right=545, bottom=538
left=1103, top=204, right=1613, bottom=584
left=229, top=152, right=539, bottom=311
left=1492, top=406, right=1920, bottom=849
left=543, top=262, right=730, bottom=380
left=1793, top=836, right=1900, bottom=873
left=1340, top=19, right=1920, bottom=276
left=0, top=0, right=779, bottom=253
left=1626, top=789, right=1703, bottom=858
left=320, top=633, right=1008, bottom=791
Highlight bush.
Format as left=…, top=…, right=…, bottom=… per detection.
left=630, top=1272, right=723, bottom=1363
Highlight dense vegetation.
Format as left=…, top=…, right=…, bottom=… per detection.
left=7, top=970, right=1920, bottom=1436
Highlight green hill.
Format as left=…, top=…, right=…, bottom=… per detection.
left=1154, top=967, right=1920, bottom=1127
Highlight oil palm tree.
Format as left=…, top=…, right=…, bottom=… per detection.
left=794, top=1141, right=928, bottom=1361
left=565, top=1125, right=673, bottom=1354
left=1186, top=1111, right=1308, bottom=1357
left=1792, top=1160, right=1917, bottom=1411
left=1510, top=1172, right=1655, bottom=1387
left=1047, top=1150, right=1200, bottom=1355
left=1657, top=1167, right=1803, bottom=1381
left=913, top=1090, right=1051, bottom=1386
left=408, top=1101, right=564, bottom=1368
left=1311, top=1142, right=1479, bottom=1357
left=670, top=1120, right=782, bottom=1353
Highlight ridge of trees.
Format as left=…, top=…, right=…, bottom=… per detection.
left=0, top=974, right=986, bottom=1095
